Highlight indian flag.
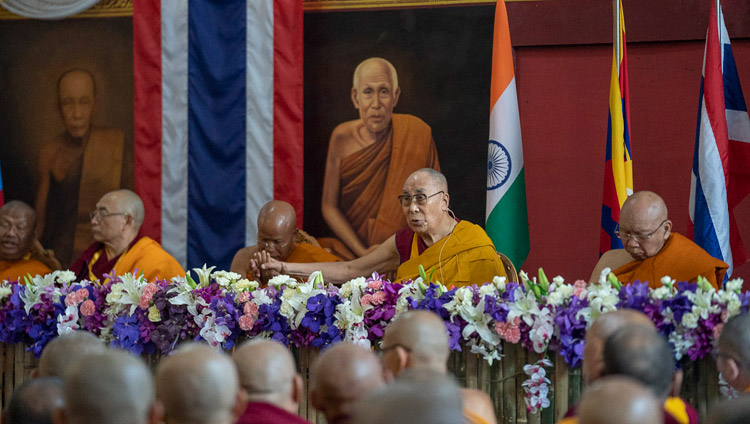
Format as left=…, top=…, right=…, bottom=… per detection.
left=485, top=0, right=529, bottom=269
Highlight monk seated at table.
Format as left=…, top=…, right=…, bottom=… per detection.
left=230, top=200, right=340, bottom=285
left=254, top=168, right=507, bottom=287
left=70, top=189, right=184, bottom=283
left=590, top=191, right=728, bottom=288
left=0, top=201, right=57, bottom=282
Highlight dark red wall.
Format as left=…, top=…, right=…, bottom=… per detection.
left=508, top=0, right=750, bottom=284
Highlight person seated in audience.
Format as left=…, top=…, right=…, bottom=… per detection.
left=232, top=338, right=310, bottom=424
left=256, top=168, right=507, bottom=286
left=716, top=314, right=750, bottom=393
left=381, top=310, right=497, bottom=424
left=577, top=376, right=663, bottom=424
left=155, top=343, right=245, bottom=424
left=70, top=189, right=184, bottom=283
left=35, top=331, right=105, bottom=378
left=560, top=310, right=697, bottom=424
left=590, top=191, right=727, bottom=288
left=353, top=368, right=464, bottom=424
left=54, top=350, right=162, bottom=424
left=706, top=396, right=750, bottom=424
left=230, top=200, right=340, bottom=285
left=5, top=377, right=64, bottom=424
left=310, top=343, right=385, bottom=424
left=0, top=201, right=54, bottom=282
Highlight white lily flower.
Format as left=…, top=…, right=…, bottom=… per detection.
left=191, top=264, right=216, bottom=287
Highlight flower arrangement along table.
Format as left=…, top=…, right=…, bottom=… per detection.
left=0, top=266, right=746, bottom=415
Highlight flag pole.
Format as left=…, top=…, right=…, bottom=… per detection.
left=614, top=0, right=620, bottom=75
left=716, top=0, right=721, bottom=43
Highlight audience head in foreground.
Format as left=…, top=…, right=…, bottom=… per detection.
left=156, top=343, right=244, bottom=424
left=37, top=331, right=105, bottom=378
left=706, top=396, right=750, bottom=424
left=602, top=324, right=675, bottom=400
left=353, top=368, right=463, bottom=424
left=6, top=377, right=63, bottom=424
left=311, top=343, right=385, bottom=424
left=578, top=376, right=664, bottom=424
left=233, top=338, right=308, bottom=423
left=582, top=309, right=655, bottom=385
left=56, top=349, right=161, bottom=424
left=717, top=313, right=750, bottom=392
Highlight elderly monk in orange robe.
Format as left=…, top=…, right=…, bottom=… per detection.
left=590, top=191, right=728, bottom=288
left=70, top=189, right=183, bottom=283
left=320, top=57, right=440, bottom=260
left=230, top=200, right=340, bottom=285
left=0, top=201, right=53, bottom=282
left=255, top=169, right=506, bottom=286
left=382, top=310, right=498, bottom=424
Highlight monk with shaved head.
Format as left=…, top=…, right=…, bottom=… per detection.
left=230, top=200, right=340, bottom=284
left=319, top=57, right=440, bottom=260
left=381, top=310, right=497, bottom=424
left=156, top=343, right=245, bottom=424
left=590, top=190, right=727, bottom=288
left=258, top=169, right=507, bottom=286
left=54, top=349, right=162, bottom=424
left=233, top=339, right=309, bottom=424
left=70, top=189, right=183, bottom=283
left=578, top=376, right=663, bottom=424
left=715, top=314, right=750, bottom=392
left=0, top=200, right=53, bottom=282
left=310, top=343, right=385, bottom=424
left=37, top=331, right=105, bottom=378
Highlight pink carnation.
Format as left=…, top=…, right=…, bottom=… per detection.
left=139, top=283, right=159, bottom=308
left=237, top=292, right=250, bottom=303
left=368, top=280, right=383, bottom=290
left=76, top=288, right=89, bottom=299
left=361, top=294, right=374, bottom=306
left=243, top=302, right=258, bottom=316
left=495, top=320, right=521, bottom=344
left=572, top=280, right=588, bottom=298
left=239, top=314, right=255, bottom=331
left=371, top=291, right=386, bottom=305
left=80, top=299, right=96, bottom=317
left=65, top=294, right=79, bottom=307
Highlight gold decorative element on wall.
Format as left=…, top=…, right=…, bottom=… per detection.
left=0, top=0, right=132, bottom=20
left=303, top=0, right=532, bottom=12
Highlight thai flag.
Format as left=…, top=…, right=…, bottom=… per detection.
left=600, top=1, right=633, bottom=256
left=0, top=161, right=4, bottom=206
left=132, top=0, right=303, bottom=270
left=689, top=1, right=750, bottom=280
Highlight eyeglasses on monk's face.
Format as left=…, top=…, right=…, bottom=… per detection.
left=89, top=208, right=129, bottom=221
left=397, top=191, right=444, bottom=207
left=615, top=219, right=667, bottom=243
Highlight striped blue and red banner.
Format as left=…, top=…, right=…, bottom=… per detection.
left=133, top=0, right=303, bottom=270
left=689, top=1, right=750, bottom=281
left=600, top=1, right=633, bottom=256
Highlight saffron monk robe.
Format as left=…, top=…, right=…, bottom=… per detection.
left=319, top=57, right=440, bottom=260
left=0, top=201, right=57, bottom=282
left=253, top=169, right=506, bottom=287
left=70, top=190, right=183, bottom=284
left=590, top=190, right=728, bottom=288
left=230, top=200, right=341, bottom=286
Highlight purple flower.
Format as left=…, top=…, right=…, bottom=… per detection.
left=111, top=315, right=144, bottom=355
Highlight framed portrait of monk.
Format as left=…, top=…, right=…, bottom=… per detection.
left=303, top=3, right=495, bottom=259
left=0, top=10, right=134, bottom=268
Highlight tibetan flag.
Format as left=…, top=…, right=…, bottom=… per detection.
left=600, top=1, right=633, bottom=256
left=132, top=0, right=303, bottom=270
left=486, top=0, right=529, bottom=269
left=689, top=1, right=750, bottom=280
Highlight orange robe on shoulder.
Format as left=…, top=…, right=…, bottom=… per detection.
left=285, top=243, right=342, bottom=263
left=464, top=409, right=491, bottom=424
left=324, top=114, right=440, bottom=258
left=614, top=232, right=728, bottom=289
left=0, top=256, right=52, bottom=283
left=395, top=221, right=506, bottom=287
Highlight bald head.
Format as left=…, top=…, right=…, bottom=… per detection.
left=63, top=350, right=156, bottom=424
left=406, top=168, right=448, bottom=194
left=578, top=376, right=663, bottom=424
left=233, top=339, right=301, bottom=413
left=383, top=310, right=450, bottom=375
left=717, top=314, right=750, bottom=390
left=104, top=190, right=145, bottom=228
left=39, top=331, right=105, bottom=378
left=352, top=58, right=398, bottom=92
left=156, top=344, right=240, bottom=424
left=353, top=368, right=463, bottom=424
left=621, top=191, right=668, bottom=222
left=583, top=309, right=655, bottom=385
left=256, top=200, right=297, bottom=260
left=6, top=377, right=63, bottom=424
left=0, top=201, right=37, bottom=261
left=602, top=324, right=675, bottom=399
left=707, top=396, right=750, bottom=424
left=57, top=69, right=96, bottom=139
left=618, top=191, right=672, bottom=260
left=311, top=343, right=385, bottom=424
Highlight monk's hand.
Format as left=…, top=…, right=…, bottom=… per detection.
left=253, top=250, right=284, bottom=280
left=248, top=257, right=262, bottom=281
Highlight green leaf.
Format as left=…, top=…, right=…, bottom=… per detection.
left=607, top=272, right=622, bottom=290
left=185, top=273, right=198, bottom=290
left=418, top=264, right=428, bottom=282
left=538, top=268, right=549, bottom=294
